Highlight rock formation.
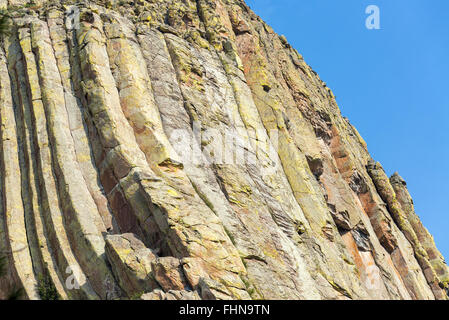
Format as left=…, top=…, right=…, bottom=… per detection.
left=0, top=0, right=447, bottom=300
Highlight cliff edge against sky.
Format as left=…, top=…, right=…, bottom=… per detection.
left=0, top=0, right=447, bottom=300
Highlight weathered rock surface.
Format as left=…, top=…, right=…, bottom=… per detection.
left=0, top=0, right=447, bottom=300
left=141, top=289, right=200, bottom=300
left=105, top=233, right=159, bottom=297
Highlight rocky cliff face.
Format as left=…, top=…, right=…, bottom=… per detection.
left=0, top=0, right=447, bottom=300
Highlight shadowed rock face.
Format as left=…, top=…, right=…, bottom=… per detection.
left=0, top=0, right=447, bottom=300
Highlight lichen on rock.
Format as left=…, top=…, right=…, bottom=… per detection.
left=0, top=0, right=446, bottom=300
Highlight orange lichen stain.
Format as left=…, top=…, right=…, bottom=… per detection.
left=329, top=127, right=352, bottom=177
left=342, top=232, right=384, bottom=292
left=215, top=0, right=234, bottom=38
left=358, top=192, right=376, bottom=219
left=341, top=232, right=363, bottom=278
left=386, top=253, right=408, bottom=290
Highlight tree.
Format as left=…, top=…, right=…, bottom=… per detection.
left=0, top=255, right=6, bottom=277
left=0, top=9, right=11, bottom=38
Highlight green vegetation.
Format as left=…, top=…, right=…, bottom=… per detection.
left=0, top=9, right=11, bottom=38
left=223, top=227, right=236, bottom=245
left=0, top=255, right=6, bottom=277
left=7, top=287, right=24, bottom=300
left=130, top=291, right=144, bottom=300
left=24, top=1, right=37, bottom=8
left=240, top=275, right=261, bottom=300
left=37, top=273, right=60, bottom=300
left=191, top=182, right=215, bottom=212
left=0, top=255, right=25, bottom=299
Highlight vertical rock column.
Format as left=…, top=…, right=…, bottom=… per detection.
left=10, top=24, right=70, bottom=299
left=164, top=31, right=321, bottom=299
left=17, top=19, right=98, bottom=299
left=391, top=173, right=449, bottom=290
left=231, top=2, right=417, bottom=299
left=208, top=0, right=370, bottom=299
left=47, top=9, right=116, bottom=233
left=73, top=8, right=250, bottom=299
left=0, top=46, right=38, bottom=299
left=368, top=160, right=447, bottom=299
left=29, top=18, right=120, bottom=299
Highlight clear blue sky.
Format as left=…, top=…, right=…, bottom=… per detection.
left=246, top=0, right=449, bottom=259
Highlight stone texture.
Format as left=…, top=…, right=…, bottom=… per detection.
left=105, top=233, right=159, bottom=298
left=141, top=289, right=200, bottom=300
left=151, top=257, right=189, bottom=292
left=0, top=0, right=446, bottom=300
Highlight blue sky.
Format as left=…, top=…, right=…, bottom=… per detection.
left=246, top=0, right=449, bottom=259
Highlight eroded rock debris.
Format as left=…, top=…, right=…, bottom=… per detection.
left=0, top=0, right=447, bottom=300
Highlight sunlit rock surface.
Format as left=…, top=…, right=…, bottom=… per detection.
left=0, top=0, right=447, bottom=300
